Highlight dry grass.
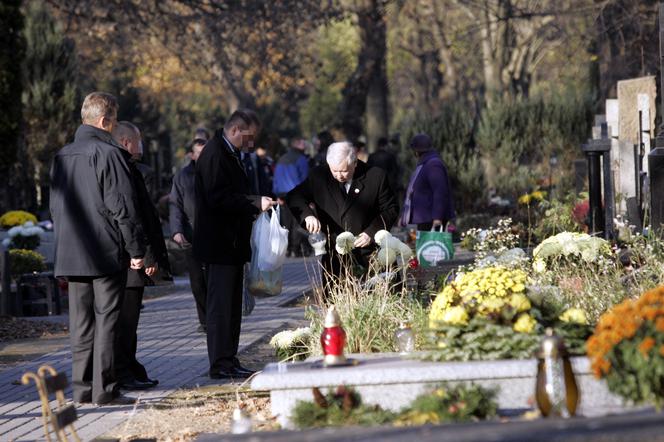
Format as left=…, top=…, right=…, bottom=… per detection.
left=105, top=386, right=277, bottom=441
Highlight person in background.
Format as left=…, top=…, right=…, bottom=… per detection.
left=367, top=136, right=401, bottom=199
left=170, top=138, right=208, bottom=333
left=310, top=130, right=335, bottom=169
left=50, top=92, right=145, bottom=405
left=112, top=121, right=169, bottom=391
left=399, top=133, right=455, bottom=231
left=354, top=137, right=369, bottom=163
left=273, top=138, right=311, bottom=257
left=255, top=145, right=274, bottom=193
left=194, top=109, right=276, bottom=379
left=194, top=127, right=210, bottom=141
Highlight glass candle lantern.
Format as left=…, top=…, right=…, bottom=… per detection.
left=320, top=305, right=347, bottom=365
left=395, top=322, right=415, bottom=354
left=308, top=232, right=327, bottom=256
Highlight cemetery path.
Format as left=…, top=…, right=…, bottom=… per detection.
left=0, top=257, right=319, bottom=442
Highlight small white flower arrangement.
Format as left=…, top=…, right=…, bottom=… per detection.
left=335, top=231, right=356, bottom=255
left=373, top=229, right=413, bottom=268
left=533, top=231, right=611, bottom=265
left=2, top=221, right=44, bottom=250
left=269, top=327, right=312, bottom=361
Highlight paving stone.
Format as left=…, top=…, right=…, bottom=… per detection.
left=0, top=259, right=316, bottom=441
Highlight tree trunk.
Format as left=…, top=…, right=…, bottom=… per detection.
left=341, top=0, right=389, bottom=149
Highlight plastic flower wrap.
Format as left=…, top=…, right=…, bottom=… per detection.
left=335, top=232, right=356, bottom=255
left=559, top=308, right=588, bottom=325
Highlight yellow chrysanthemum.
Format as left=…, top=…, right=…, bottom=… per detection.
left=441, top=306, right=469, bottom=325
left=559, top=308, right=588, bottom=325
left=509, top=293, right=531, bottom=313
left=513, top=313, right=537, bottom=333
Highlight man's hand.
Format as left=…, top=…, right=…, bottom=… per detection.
left=354, top=232, right=371, bottom=248
left=261, top=196, right=276, bottom=212
left=130, top=258, right=144, bottom=270
left=173, top=233, right=188, bottom=246
left=145, top=264, right=158, bottom=277
left=304, top=215, right=321, bottom=233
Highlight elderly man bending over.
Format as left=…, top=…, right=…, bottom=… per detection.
left=287, top=141, right=399, bottom=283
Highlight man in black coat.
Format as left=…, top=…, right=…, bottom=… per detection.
left=50, top=92, right=145, bottom=405
left=287, top=141, right=399, bottom=278
left=170, top=138, right=208, bottom=332
left=113, top=121, right=170, bottom=390
left=194, top=109, right=275, bottom=379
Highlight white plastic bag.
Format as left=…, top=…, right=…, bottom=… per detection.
left=254, top=206, right=289, bottom=272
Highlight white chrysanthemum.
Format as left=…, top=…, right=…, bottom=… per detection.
left=532, top=258, right=546, bottom=273
left=8, top=226, right=21, bottom=238
left=1, top=238, right=10, bottom=248
left=335, top=231, right=356, bottom=255
left=376, top=247, right=398, bottom=267
left=269, top=327, right=311, bottom=349
left=374, top=229, right=392, bottom=247
left=398, top=242, right=413, bottom=259
left=23, top=221, right=35, bottom=228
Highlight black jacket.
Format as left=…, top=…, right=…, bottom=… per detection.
left=169, top=161, right=196, bottom=242
left=193, top=130, right=260, bottom=265
left=50, top=125, right=146, bottom=277
left=287, top=161, right=399, bottom=251
left=126, top=161, right=171, bottom=287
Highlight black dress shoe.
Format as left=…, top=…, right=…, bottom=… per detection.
left=94, top=392, right=135, bottom=406
left=136, top=377, right=159, bottom=387
left=209, top=367, right=251, bottom=379
left=233, top=365, right=256, bottom=376
left=119, top=379, right=157, bottom=391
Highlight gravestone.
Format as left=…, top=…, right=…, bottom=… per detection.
left=617, top=76, right=657, bottom=149
left=251, top=354, right=631, bottom=428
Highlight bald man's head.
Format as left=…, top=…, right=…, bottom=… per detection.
left=112, top=121, right=142, bottom=160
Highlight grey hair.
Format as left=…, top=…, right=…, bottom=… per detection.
left=326, top=141, right=356, bottom=166
left=112, top=121, right=139, bottom=143
left=81, top=92, right=118, bottom=124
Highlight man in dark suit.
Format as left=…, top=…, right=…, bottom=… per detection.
left=113, top=121, right=170, bottom=391
left=287, top=141, right=399, bottom=278
left=50, top=92, right=145, bottom=405
left=170, top=138, right=208, bottom=333
left=193, top=109, right=275, bottom=379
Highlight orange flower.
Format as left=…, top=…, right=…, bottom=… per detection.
left=638, top=337, right=656, bottom=356
left=656, top=317, right=664, bottom=333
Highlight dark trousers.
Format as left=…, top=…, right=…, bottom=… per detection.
left=115, top=286, right=149, bottom=383
left=279, top=203, right=311, bottom=255
left=68, top=271, right=126, bottom=404
left=185, top=248, right=207, bottom=326
left=206, top=263, right=244, bottom=373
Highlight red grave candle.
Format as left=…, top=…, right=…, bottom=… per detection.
left=320, top=305, right=347, bottom=365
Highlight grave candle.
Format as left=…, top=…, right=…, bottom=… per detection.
left=320, top=305, right=347, bottom=365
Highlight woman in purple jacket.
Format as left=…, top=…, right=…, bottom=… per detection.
left=399, top=133, right=455, bottom=230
